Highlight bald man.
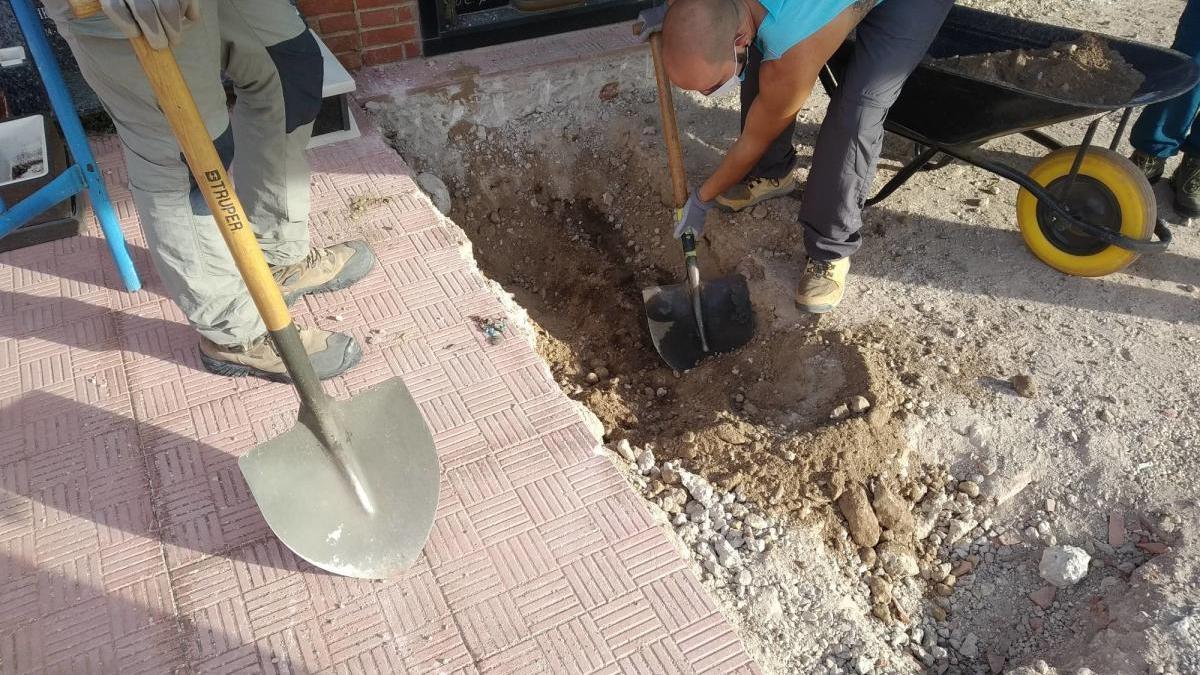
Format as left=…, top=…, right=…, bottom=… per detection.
left=642, top=0, right=952, bottom=313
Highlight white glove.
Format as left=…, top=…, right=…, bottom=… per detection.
left=100, top=0, right=199, bottom=50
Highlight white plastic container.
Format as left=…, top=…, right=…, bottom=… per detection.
left=0, top=114, right=49, bottom=187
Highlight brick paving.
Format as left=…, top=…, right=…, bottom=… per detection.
left=0, top=83, right=755, bottom=672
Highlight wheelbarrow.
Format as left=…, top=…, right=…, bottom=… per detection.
left=821, top=5, right=1200, bottom=277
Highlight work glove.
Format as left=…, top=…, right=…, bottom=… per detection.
left=635, top=3, right=668, bottom=42
left=100, top=0, right=199, bottom=51
left=673, top=192, right=715, bottom=239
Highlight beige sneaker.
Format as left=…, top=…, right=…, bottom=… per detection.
left=715, top=173, right=797, bottom=212
left=795, top=257, right=850, bottom=314
left=199, top=326, right=362, bottom=381
left=271, top=241, right=376, bottom=306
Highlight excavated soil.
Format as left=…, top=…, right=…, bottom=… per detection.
left=440, top=117, right=966, bottom=547
left=933, top=33, right=1145, bottom=105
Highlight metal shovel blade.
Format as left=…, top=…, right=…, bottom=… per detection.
left=642, top=274, right=755, bottom=371
left=238, top=378, right=439, bottom=579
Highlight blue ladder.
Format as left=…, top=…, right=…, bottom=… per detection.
left=0, top=0, right=139, bottom=292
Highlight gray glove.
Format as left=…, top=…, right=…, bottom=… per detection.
left=635, top=4, right=668, bottom=42
left=673, top=192, right=715, bottom=238
left=100, top=0, right=199, bottom=51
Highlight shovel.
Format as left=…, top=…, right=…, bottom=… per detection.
left=69, top=0, right=439, bottom=579
left=641, top=33, right=754, bottom=371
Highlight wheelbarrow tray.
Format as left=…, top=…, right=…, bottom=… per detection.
left=829, top=5, right=1200, bottom=147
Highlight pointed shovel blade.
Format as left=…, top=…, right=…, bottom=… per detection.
left=642, top=273, right=755, bottom=371
left=238, top=378, right=439, bottom=579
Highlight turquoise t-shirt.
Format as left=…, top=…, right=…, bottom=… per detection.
left=755, top=0, right=883, bottom=60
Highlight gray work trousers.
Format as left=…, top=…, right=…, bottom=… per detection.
left=740, top=0, right=955, bottom=261
left=55, top=0, right=323, bottom=345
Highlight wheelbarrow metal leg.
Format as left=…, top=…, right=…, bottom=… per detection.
left=866, top=145, right=940, bottom=207
left=1109, top=107, right=1133, bottom=152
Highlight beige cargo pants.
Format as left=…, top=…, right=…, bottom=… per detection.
left=52, top=0, right=323, bottom=345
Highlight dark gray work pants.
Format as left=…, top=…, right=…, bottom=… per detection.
left=741, top=0, right=955, bottom=261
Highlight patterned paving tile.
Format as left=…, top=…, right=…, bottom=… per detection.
left=0, top=77, right=752, bottom=672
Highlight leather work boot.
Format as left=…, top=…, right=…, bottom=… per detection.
left=715, top=172, right=797, bottom=212
left=1129, top=150, right=1166, bottom=184
left=795, top=257, right=850, bottom=314
left=199, top=326, right=361, bottom=381
left=1171, top=153, right=1200, bottom=217
left=270, top=241, right=376, bottom=306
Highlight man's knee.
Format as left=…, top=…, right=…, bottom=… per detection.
left=265, top=30, right=324, bottom=133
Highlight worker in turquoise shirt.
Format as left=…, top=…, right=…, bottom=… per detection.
left=639, top=0, right=953, bottom=313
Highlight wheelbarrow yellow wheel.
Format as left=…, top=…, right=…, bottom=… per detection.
left=1016, top=146, right=1156, bottom=277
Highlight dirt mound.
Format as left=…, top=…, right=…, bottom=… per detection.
left=437, top=117, right=949, bottom=558
left=932, top=33, right=1144, bottom=105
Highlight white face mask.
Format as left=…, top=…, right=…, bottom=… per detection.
left=705, top=45, right=746, bottom=98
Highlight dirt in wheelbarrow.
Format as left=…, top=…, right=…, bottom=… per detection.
left=932, top=33, right=1145, bottom=105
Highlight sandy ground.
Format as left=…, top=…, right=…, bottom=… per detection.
left=370, top=0, right=1200, bottom=672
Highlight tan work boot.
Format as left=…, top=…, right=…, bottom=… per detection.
left=271, top=241, right=376, bottom=306
left=199, top=326, right=362, bottom=382
left=795, top=257, right=850, bottom=314
left=715, top=173, right=797, bottom=212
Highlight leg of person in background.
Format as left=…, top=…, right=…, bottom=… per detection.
left=219, top=0, right=377, bottom=306
left=57, top=6, right=361, bottom=380
left=714, top=43, right=800, bottom=212
left=794, top=0, right=954, bottom=313
left=1128, top=0, right=1200, bottom=215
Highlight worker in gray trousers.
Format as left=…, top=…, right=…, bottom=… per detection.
left=43, top=0, right=374, bottom=380
left=642, top=0, right=953, bottom=313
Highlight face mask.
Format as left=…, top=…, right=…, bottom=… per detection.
left=705, top=44, right=747, bottom=98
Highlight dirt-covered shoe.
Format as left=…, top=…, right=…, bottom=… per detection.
left=1171, top=153, right=1200, bottom=217
left=270, top=241, right=376, bottom=306
left=795, top=257, right=850, bottom=314
left=715, top=172, right=797, bottom=212
left=1129, top=150, right=1166, bottom=184
left=199, top=326, right=362, bottom=382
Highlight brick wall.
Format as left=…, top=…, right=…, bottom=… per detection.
left=299, top=0, right=421, bottom=69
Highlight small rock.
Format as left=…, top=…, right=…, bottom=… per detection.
left=1137, top=541, right=1168, bottom=555
left=746, top=514, right=769, bottom=530
left=1108, top=511, right=1126, bottom=547
left=613, top=439, right=635, bottom=462
left=877, top=542, right=919, bottom=578
left=636, top=449, right=656, bottom=474
left=950, top=561, right=974, bottom=577
left=848, top=395, right=871, bottom=413
left=838, top=484, right=882, bottom=547
left=934, top=582, right=954, bottom=597
left=957, top=481, right=981, bottom=498
left=415, top=172, right=452, bottom=215
left=931, top=606, right=947, bottom=621
left=958, top=633, right=978, bottom=659
left=872, top=483, right=914, bottom=532
left=681, top=430, right=697, bottom=444
left=1039, top=545, right=1091, bottom=588
left=1010, top=374, right=1038, bottom=398
left=859, top=547, right=878, bottom=567
left=586, top=372, right=599, bottom=384
left=736, top=569, right=753, bottom=586
left=854, top=655, right=874, bottom=674
left=988, top=651, right=1006, bottom=673
left=830, top=403, right=850, bottom=420
left=751, top=587, right=783, bottom=624
left=1028, top=584, right=1057, bottom=609
left=714, top=539, right=742, bottom=568
left=946, top=519, right=976, bottom=544
left=680, top=471, right=718, bottom=507
left=1098, top=408, right=1115, bottom=423
left=750, top=204, right=769, bottom=219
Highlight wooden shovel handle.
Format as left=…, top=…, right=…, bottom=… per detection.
left=648, top=34, right=688, bottom=210
left=69, top=0, right=292, bottom=332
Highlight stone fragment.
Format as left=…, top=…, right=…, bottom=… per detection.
left=636, top=449, right=655, bottom=474
left=614, top=439, right=635, bottom=462
left=1028, top=585, right=1057, bottom=609
left=872, top=483, right=914, bottom=532
left=1108, top=511, right=1125, bottom=547
left=838, top=484, right=882, bottom=547
left=1010, top=374, right=1037, bottom=398
left=877, top=542, right=919, bottom=578
left=1039, top=545, right=1090, bottom=588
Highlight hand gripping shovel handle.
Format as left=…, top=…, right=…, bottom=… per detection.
left=69, top=0, right=377, bottom=513
left=648, top=33, right=709, bottom=352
